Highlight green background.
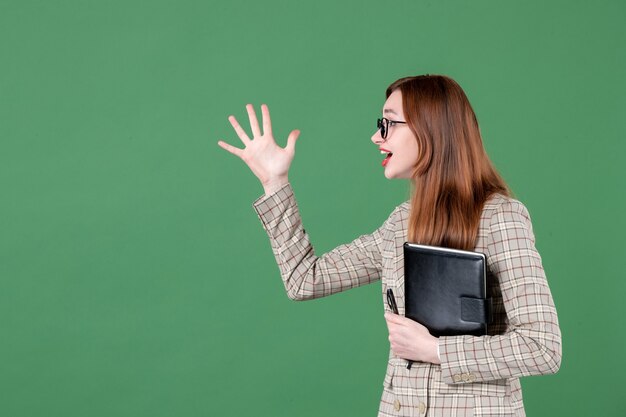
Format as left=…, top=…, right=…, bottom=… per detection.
left=1, top=1, right=624, bottom=416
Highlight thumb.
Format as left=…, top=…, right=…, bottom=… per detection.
left=286, top=129, right=300, bottom=151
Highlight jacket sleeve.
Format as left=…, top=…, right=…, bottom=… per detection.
left=438, top=199, right=562, bottom=384
left=252, top=182, right=395, bottom=301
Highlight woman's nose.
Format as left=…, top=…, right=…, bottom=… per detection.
left=371, top=129, right=384, bottom=145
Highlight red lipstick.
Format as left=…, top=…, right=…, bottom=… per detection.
left=380, top=148, right=393, bottom=167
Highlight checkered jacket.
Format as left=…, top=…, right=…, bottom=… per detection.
left=253, top=183, right=561, bottom=417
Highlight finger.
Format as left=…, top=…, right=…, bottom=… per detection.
left=217, top=140, right=244, bottom=158
left=385, top=312, right=404, bottom=324
left=286, top=129, right=300, bottom=152
left=261, top=104, right=272, bottom=137
left=246, top=104, right=262, bottom=138
left=384, top=317, right=398, bottom=330
left=228, top=115, right=251, bottom=144
left=384, top=311, right=394, bottom=321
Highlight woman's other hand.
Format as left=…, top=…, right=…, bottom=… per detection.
left=217, top=104, right=300, bottom=195
left=384, top=312, right=441, bottom=365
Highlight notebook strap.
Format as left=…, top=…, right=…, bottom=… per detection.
left=460, top=297, right=493, bottom=324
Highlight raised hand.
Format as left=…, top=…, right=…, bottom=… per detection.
left=217, top=104, right=300, bottom=195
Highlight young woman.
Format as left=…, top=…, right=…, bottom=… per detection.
left=217, top=75, right=562, bottom=417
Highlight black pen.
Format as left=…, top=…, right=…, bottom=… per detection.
left=386, top=288, right=414, bottom=370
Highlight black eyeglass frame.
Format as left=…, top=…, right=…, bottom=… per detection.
left=377, top=117, right=407, bottom=139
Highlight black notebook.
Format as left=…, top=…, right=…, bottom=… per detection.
left=403, top=243, right=491, bottom=337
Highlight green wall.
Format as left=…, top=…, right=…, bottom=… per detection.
left=1, top=1, right=624, bottom=416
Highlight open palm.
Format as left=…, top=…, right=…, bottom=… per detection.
left=217, top=104, right=300, bottom=188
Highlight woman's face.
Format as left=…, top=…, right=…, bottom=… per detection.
left=371, top=89, right=419, bottom=179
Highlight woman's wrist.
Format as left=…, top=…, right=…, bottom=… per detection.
left=262, top=177, right=289, bottom=196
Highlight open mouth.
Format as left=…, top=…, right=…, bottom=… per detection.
left=381, top=151, right=393, bottom=167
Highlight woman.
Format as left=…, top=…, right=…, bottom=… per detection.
left=217, top=75, right=562, bottom=417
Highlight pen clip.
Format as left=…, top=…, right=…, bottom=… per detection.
left=386, top=288, right=399, bottom=315
left=386, top=289, right=412, bottom=369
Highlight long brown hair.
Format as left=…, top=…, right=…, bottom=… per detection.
left=386, top=75, right=510, bottom=250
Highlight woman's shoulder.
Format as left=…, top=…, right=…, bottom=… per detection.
left=397, top=194, right=529, bottom=214
left=482, top=193, right=533, bottom=229
left=394, top=194, right=533, bottom=232
left=394, top=194, right=534, bottom=238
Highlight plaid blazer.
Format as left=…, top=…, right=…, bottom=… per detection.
left=253, top=183, right=561, bottom=417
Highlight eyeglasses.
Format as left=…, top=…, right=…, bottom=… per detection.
left=377, top=117, right=407, bottom=140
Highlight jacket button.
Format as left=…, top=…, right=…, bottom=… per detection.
left=453, top=374, right=462, bottom=383
left=418, top=402, right=426, bottom=414
left=468, top=373, right=476, bottom=382
left=462, top=373, right=471, bottom=382
left=394, top=399, right=401, bottom=411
